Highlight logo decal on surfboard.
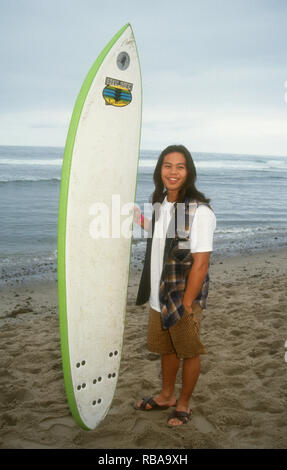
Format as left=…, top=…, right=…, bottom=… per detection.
left=103, top=77, right=133, bottom=107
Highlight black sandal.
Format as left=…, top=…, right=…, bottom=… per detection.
left=134, top=396, right=176, bottom=411
left=167, top=409, right=192, bottom=426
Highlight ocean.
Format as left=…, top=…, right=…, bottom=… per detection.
left=0, top=145, right=286, bottom=286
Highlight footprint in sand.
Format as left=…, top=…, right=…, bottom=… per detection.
left=1, top=387, right=34, bottom=405
left=192, top=414, right=216, bottom=434
left=248, top=348, right=264, bottom=358
left=230, top=329, right=244, bottom=337
left=255, top=331, right=269, bottom=340
left=147, top=353, right=159, bottom=361
left=39, top=416, right=75, bottom=431
left=1, top=412, right=18, bottom=426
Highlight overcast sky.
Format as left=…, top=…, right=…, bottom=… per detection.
left=1, top=0, right=287, bottom=155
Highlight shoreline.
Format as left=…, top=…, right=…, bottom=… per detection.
left=1, top=236, right=287, bottom=289
left=0, top=246, right=286, bottom=448
left=1, top=245, right=286, bottom=321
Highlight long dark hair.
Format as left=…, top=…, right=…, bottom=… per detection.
left=152, top=144, right=211, bottom=206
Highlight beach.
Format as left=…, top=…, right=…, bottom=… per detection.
left=0, top=247, right=286, bottom=449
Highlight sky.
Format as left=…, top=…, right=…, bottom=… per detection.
left=0, top=0, right=287, bottom=156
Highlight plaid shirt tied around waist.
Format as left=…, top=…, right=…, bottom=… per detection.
left=159, top=200, right=210, bottom=330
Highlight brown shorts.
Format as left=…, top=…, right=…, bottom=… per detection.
left=147, top=301, right=207, bottom=359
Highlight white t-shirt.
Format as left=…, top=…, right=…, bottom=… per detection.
left=149, top=196, right=216, bottom=312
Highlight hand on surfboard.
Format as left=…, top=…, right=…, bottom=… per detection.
left=133, top=205, right=150, bottom=232
left=133, top=205, right=142, bottom=225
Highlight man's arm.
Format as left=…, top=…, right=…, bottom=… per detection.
left=182, top=252, right=211, bottom=313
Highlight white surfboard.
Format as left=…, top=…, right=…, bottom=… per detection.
left=57, top=24, right=142, bottom=430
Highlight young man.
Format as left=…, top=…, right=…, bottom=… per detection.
left=134, top=145, right=216, bottom=427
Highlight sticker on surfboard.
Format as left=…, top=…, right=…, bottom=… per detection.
left=103, top=77, right=133, bottom=107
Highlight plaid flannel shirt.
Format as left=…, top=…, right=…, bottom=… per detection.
left=159, top=199, right=211, bottom=330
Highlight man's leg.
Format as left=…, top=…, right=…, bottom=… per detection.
left=136, top=352, right=179, bottom=409
left=161, top=352, right=180, bottom=400
left=167, top=355, right=200, bottom=426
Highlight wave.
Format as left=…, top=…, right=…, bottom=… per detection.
left=0, top=177, right=61, bottom=183
left=1, top=155, right=286, bottom=172
left=0, top=158, right=62, bottom=166
left=139, top=158, right=287, bottom=171
left=216, top=225, right=286, bottom=235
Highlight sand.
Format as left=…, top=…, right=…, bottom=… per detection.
left=0, top=247, right=287, bottom=449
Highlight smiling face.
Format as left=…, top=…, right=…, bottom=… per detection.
left=161, top=152, right=188, bottom=200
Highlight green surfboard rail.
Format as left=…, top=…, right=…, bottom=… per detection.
left=57, top=23, right=131, bottom=430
